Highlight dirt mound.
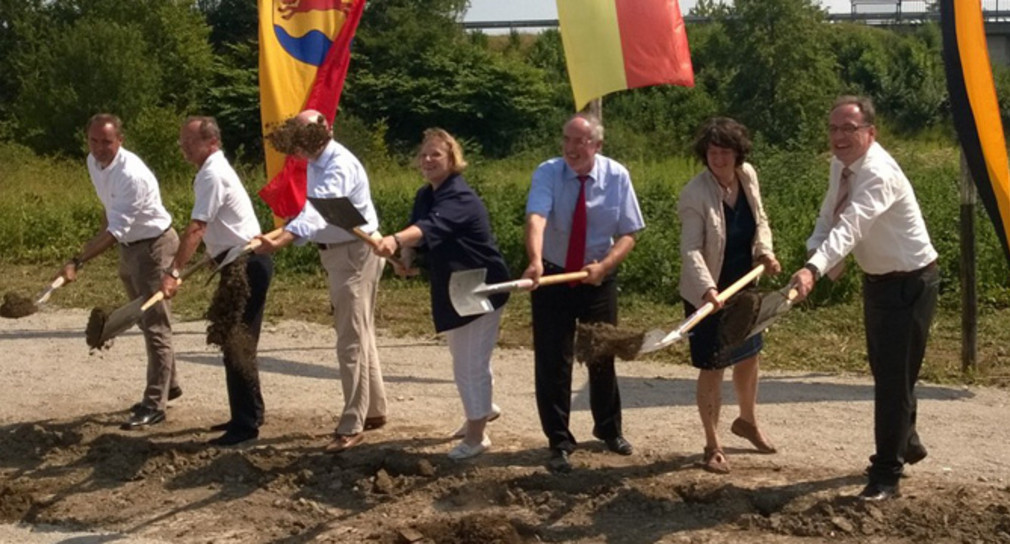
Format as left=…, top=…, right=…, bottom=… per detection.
left=0, top=292, right=36, bottom=319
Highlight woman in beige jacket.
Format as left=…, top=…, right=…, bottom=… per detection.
left=678, top=118, right=781, bottom=474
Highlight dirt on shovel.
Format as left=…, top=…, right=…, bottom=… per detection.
left=575, top=322, right=645, bottom=364
left=206, top=255, right=257, bottom=381
left=0, top=292, right=37, bottom=318
left=84, top=307, right=115, bottom=351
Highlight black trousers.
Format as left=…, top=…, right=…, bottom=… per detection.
left=863, top=264, right=939, bottom=485
left=223, top=253, right=273, bottom=433
left=531, top=269, right=621, bottom=452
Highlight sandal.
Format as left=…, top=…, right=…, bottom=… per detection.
left=730, top=418, right=777, bottom=454
left=700, top=446, right=730, bottom=474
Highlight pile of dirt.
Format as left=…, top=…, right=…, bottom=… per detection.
left=0, top=292, right=36, bottom=319
left=574, top=322, right=644, bottom=363
left=84, top=307, right=114, bottom=351
left=205, top=255, right=256, bottom=380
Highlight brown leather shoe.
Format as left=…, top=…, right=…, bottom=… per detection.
left=325, top=433, right=364, bottom=453
left=730, top=418, right=777, bottom=454
left=363, top=416, right=387, bottom=431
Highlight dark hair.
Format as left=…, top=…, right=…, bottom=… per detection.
left=86, top=113, right=123, bottom=136
left=692, top=117, right=751, bottom=167
left=831, top=95, right=876, bottom=125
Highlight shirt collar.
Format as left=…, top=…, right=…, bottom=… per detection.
left=564, top=156, right=599, bottom=183
left=310, top=140, right=338, bottom=169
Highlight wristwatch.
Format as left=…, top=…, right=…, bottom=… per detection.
left=392, top=233, right=403, bottom=249
left=71, top=255, right=84, bottom=270
left=166, top=267, right=181, bottom=280
left=803, top=263, right=821, bottom=281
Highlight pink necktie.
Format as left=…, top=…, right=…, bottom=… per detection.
left=826, top=167, right=853, bottom=281
left=564, top=175, right=589, bottom=285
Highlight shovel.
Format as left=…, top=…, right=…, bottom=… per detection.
left=0, top=277, right=66, bottom=319
left=450, top=268, right=589, bottom=316
left=741, top=285, right=799, bottom=340
left=306, top=196, right=405, bottom=267
left=208, top=227, right=286, bottom=279
left=636, top=264, right=766, bottom=355
left=92, top=256, right=213, bottom=347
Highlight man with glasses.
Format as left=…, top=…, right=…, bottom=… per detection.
left=522, top=113, right=645, bottom=473
left=791, top=96, right=939, bottom=501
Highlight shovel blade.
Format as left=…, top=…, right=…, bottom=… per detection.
left=99, top=296, right=146, bottom=344
left=637, top=328, right=684, bottom=355
left=449, top=268, right=493, bottom=316
left=306, top=196, right=367, bottom=232
left=743, top=287, right=796, bottom=339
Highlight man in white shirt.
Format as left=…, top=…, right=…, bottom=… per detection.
left=61, top=113, right=180, bottom=430
left=161, top=116, right=272, bottom=446
left=256, top=109, right=386, bottom=453
left=791, top=96, right=940, bottom=501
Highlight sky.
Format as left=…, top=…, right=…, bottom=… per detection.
left=464, top=0, right=853, bottom=22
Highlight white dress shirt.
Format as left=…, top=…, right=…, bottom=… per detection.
left=807, top=142, right=937, bottom=275
left=87, top=148, right=172, bottom=243
left=285, top=140, right=378, bottom=244
left=190, top=150, right=261, bottom=258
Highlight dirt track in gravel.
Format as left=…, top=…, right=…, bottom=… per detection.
left=1, top=308, right=1009, bottom=543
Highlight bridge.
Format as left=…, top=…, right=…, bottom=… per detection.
left=462, top=1, right=1010, bottom=65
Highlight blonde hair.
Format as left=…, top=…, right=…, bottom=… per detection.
left=419, top=128, right=467, bottom=174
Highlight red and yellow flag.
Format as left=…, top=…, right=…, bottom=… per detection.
left=556, top=0, right=694, bottom=110
left=941, top=0, right=1010, bottom=266
left=257, top=0, right=365, bottom=219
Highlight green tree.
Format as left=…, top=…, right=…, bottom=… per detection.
left=345, top=0, right=554, bottom=156
left=7, top=0, right=214, bottom=162
left=719, top=0, right=839, bottom=148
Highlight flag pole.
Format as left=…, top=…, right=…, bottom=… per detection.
left=959, top=149, right=977, bottom=371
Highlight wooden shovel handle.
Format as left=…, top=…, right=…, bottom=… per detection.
left=536, top=271, right=590, bottom=287
left=678, top=264, right=766, bottom=335
left=247, top=227, right=286, bottom=251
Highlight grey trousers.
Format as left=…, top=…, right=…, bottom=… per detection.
left=319, top=240, right=386, bottom=435
left=117, top=229, right=179, bottom=411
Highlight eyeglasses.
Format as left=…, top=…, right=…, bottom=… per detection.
left=562, top=136, right=595, bottom=147
left=827, top=124, right=871, bottom=135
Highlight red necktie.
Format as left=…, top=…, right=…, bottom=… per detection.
left=564, top=175, right=589, bottom=284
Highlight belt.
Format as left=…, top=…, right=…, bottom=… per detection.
left=119, top=227, right=170, bottom=248
left=316, top=239, right=359, bottom=250
left=865, top=259, right=937, bottom=283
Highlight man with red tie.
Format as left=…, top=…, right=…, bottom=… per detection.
left=522, top=113, right=646, bottom=473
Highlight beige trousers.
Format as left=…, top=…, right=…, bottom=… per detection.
left=117, top=229, right=179, bottom=410
left=319, top=240, right=386, bottom=435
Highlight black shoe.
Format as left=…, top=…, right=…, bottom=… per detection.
left=604, top=436, right=634, bottom=456
left=130, top=386, right=183, bottom=413
left=209, top=421, right=232, bottom=432
left=122, top=406, right=165, bottom=430
left=548, top=449, right=572, bottom=473
left=906, top=444, right=928, bottom=465
left=208, top=430, right=258, bottom=446
left=858, top=482, right=900, bottom=501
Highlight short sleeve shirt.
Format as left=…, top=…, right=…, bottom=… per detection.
left=191, top=150, right=261, bottom=257
left=525, top=154, right=645, bottom=267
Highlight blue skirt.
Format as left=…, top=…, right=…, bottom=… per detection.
left=683, top=299, right=763, bottom=370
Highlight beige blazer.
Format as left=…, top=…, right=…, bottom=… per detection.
left=678, top=162, right=774, bottom=307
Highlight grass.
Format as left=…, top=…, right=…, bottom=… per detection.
left=2, top=139, right=1010, bottom=388
left=3, top=262, right=1009, bottom=389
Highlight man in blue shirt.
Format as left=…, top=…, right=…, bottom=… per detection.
left=257, top=110, right=387, bottom=453
left=522, top=113, right=646, bottom=473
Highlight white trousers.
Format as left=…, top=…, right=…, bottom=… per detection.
left=445, top=307, right=503, bottom=421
